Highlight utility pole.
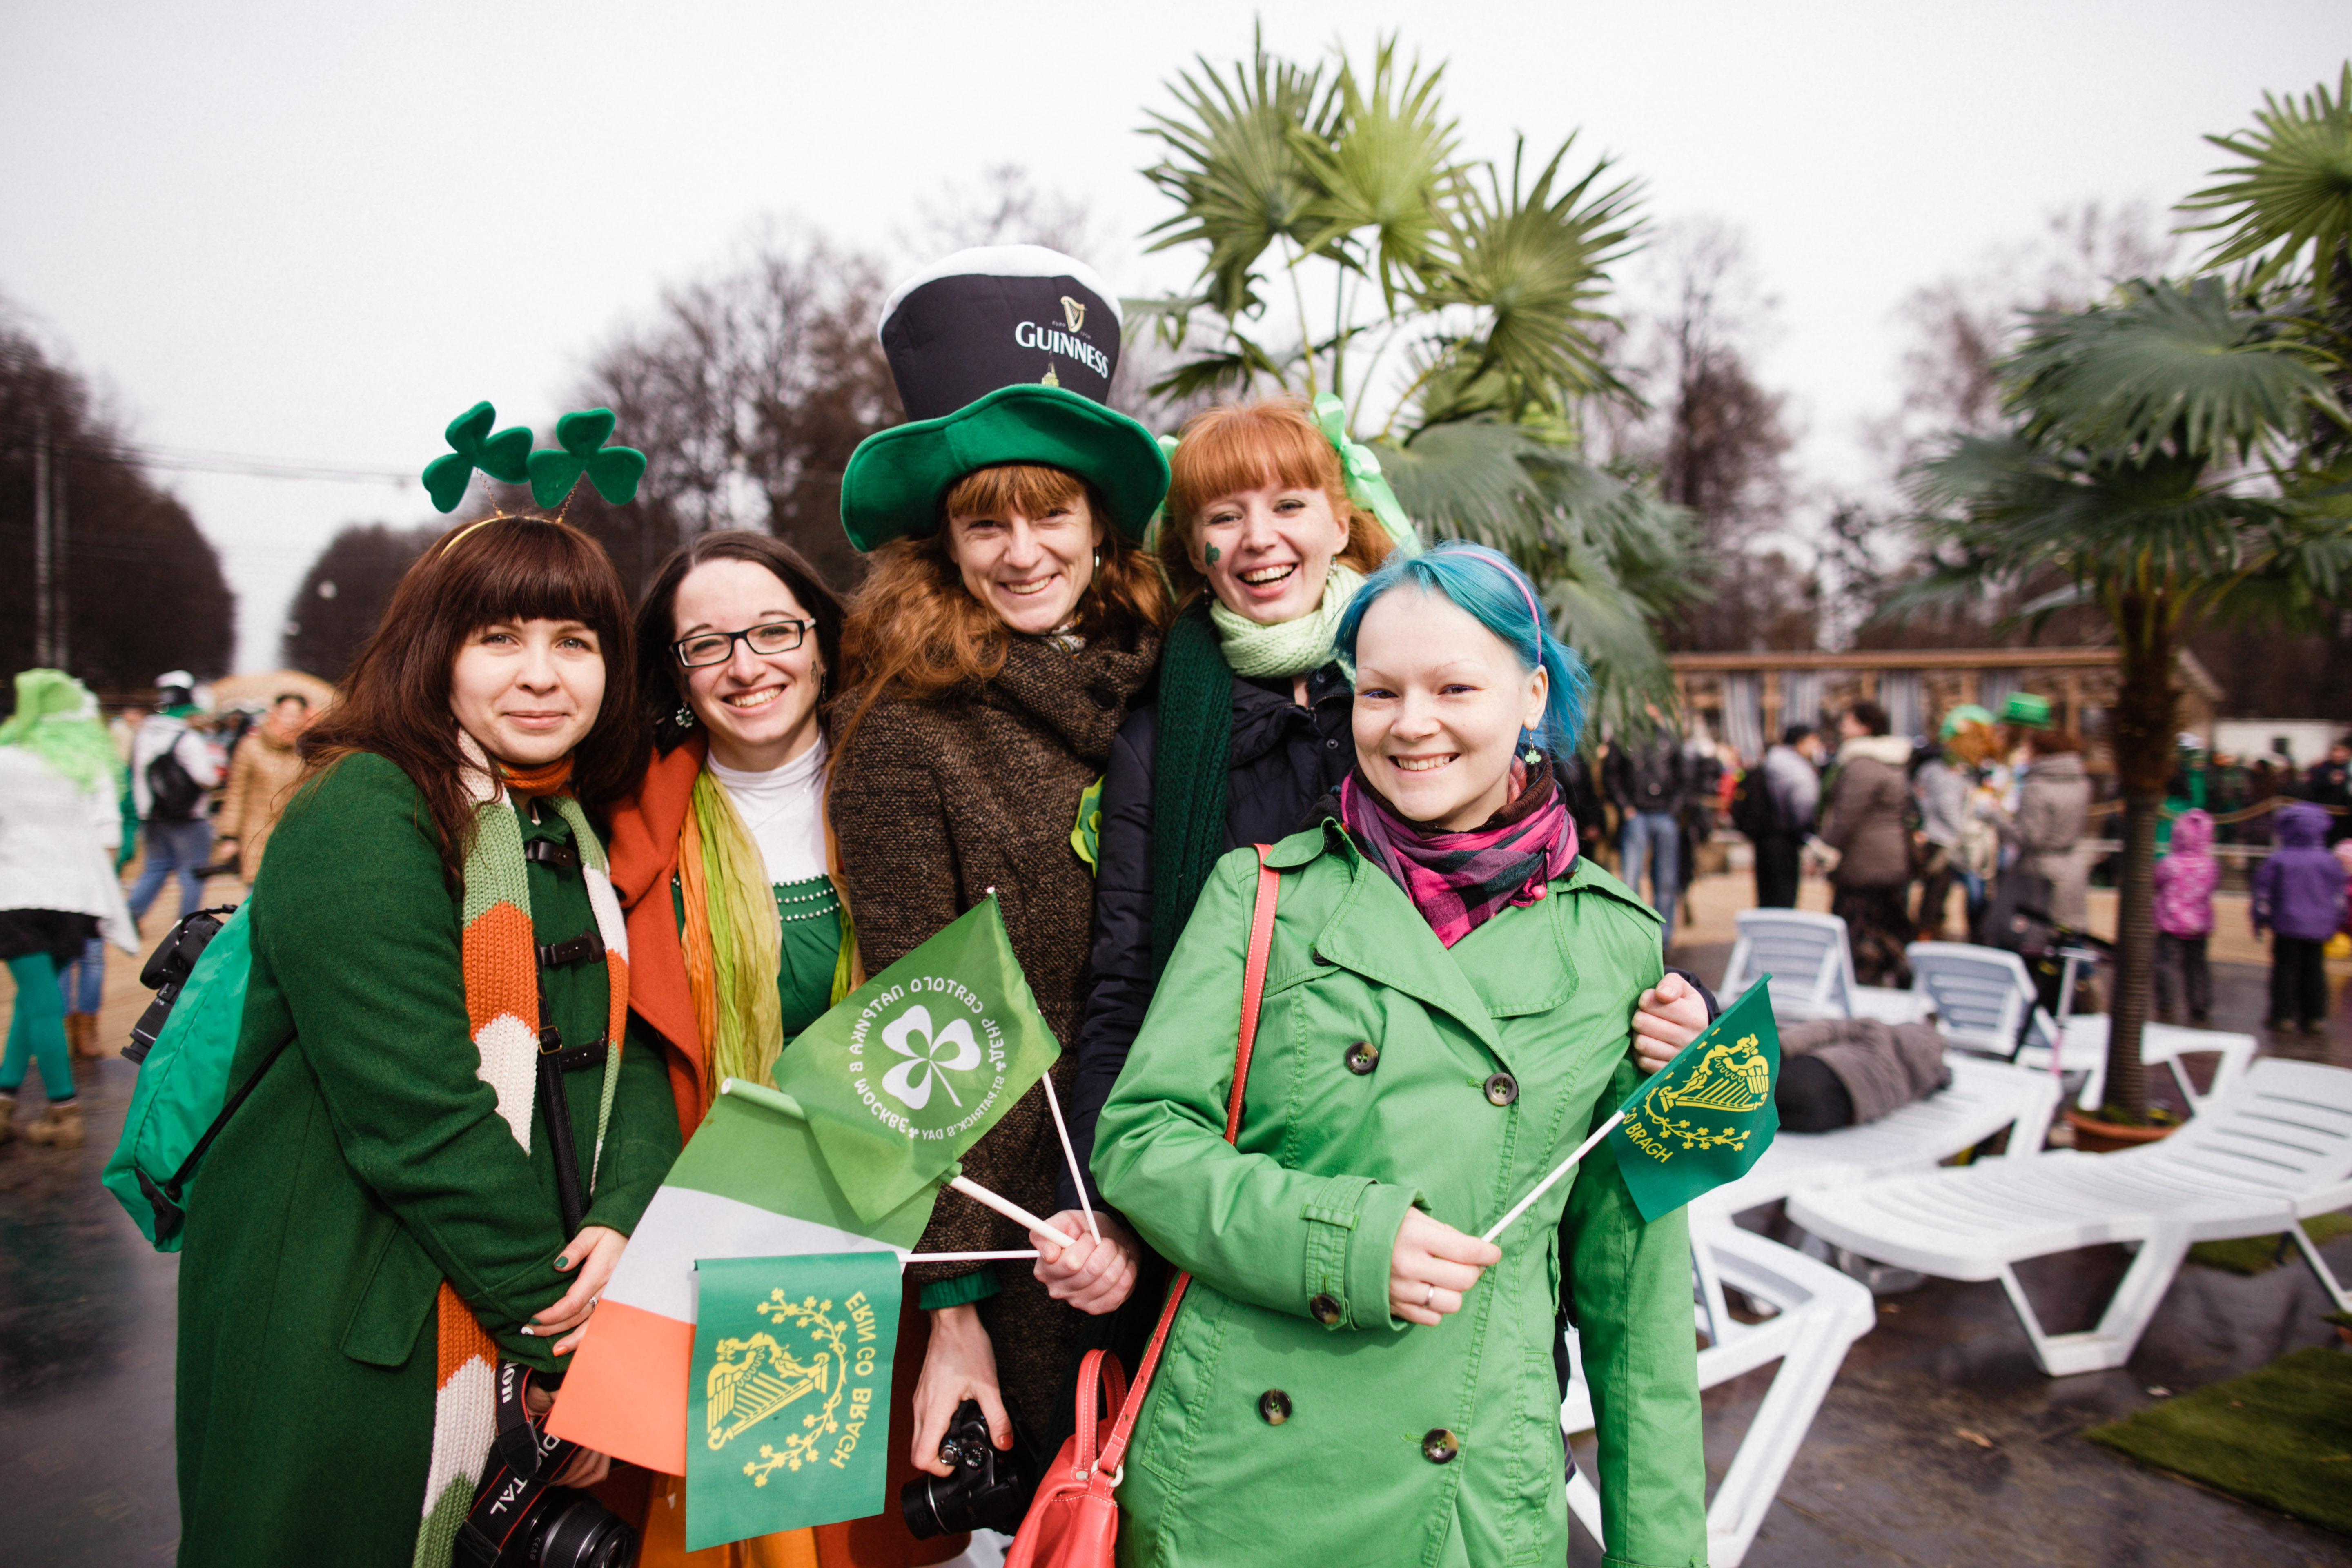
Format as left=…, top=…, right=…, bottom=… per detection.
left=31, top=413, right=52, bottom=666
left=50, top=454, right=68, bottom=671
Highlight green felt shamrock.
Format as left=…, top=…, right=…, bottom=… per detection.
left=422, top=401, right=535, bottom=514
left=527, top=409, right=647, bottom=509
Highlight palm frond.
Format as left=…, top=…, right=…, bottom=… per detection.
left=2005, top=277, right=2339, bottom=463
left=1374, top=419, right=1693, bottom=716
left=1140, top=31, right=1335, bottom=321
left=1417, top=136, right=1641, bottom=424
left=2179, top=63, right=2352, bottom=290
left=1287, top=36, right=1464, bottom=312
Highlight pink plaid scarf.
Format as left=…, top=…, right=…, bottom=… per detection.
left=1340, top=757, right=1578, bottom=947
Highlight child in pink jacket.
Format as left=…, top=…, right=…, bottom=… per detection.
left=2153, top=808, right=2218, bottom=1022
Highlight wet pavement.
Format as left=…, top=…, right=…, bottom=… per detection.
left=2, top=879, right=2348, bottom=1565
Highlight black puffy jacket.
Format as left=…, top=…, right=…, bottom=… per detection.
left=1060, top=664, right=1356, bottom=1210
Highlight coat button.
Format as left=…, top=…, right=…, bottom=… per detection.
left=1345, top=1041, right=1380, bottom=1075
left=1483, top=1072, right=1519, bottom=1106
left=1311, top=949, right=1334, bottom=966
left=1258, top=1389, right=1292, bottom=1425
left=1309, top=1293, right=1343, bottom=1325
left=1421, top=1428, right=1459, bottom=1464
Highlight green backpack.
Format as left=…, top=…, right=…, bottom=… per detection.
left=102, top=904, right=283, bottom=1250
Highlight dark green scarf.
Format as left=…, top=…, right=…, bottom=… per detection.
left=1149, top=604, right=1236, bottom=976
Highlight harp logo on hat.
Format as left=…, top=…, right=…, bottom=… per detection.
left=1060, top=296, right=1087, bottom=333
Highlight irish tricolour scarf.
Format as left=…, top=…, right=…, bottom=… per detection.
left=416, top=747, right=630, bottom=1568
left=549, top=897, right=1059, bottom=1547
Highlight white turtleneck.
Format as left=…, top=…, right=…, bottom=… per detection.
left=706, top=737, right=830, bottom=886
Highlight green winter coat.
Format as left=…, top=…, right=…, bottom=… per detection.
left=1094, top=818, right=1707, bottom=1568
left=175, top=753, right=680, bottom=1568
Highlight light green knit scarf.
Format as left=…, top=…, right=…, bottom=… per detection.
left=1206, top=563, right=1365, bottom=679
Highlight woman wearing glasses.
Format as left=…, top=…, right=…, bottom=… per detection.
left=608, top=532, right=943, bottom=1567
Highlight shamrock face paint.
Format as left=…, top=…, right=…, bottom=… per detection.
left=1204, top=545, right=1221, bottom=564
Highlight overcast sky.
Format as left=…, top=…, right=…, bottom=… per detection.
left=5, top=1, right=2347, bottom=670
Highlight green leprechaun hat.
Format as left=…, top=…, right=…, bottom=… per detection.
left=838, top=245, right=1169, bottom=552
left=2001, top=691, right=2055, bottom=729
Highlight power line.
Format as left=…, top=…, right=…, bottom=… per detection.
left=0, top=427, right=415, bottom=486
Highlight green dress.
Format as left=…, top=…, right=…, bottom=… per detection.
left=175, top=754, right=680, bottom=1568
left=773, top=873, right=844, bottom=1045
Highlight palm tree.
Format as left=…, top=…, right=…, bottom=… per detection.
left=1132, top=30, right=1695, bottom=724
left=1905, top=278, right=2346, bottom=1118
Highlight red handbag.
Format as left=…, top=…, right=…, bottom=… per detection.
left=1003, top=847, right=1283, bottom=1568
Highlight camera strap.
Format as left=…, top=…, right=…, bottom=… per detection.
left=454, top=1362, right=581, bottom=1565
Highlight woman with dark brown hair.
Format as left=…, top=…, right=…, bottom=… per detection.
left=175, top=510, right=683, bottom=1568
left=607, top=530, right=950, bottom=1568
left=827, top=247, right=1169, bottom=1501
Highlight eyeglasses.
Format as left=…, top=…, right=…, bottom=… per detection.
left=672, top=620, right=812, bottom=668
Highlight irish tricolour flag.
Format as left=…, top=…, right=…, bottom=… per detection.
left=548, top=896, right=1062, bottom=1508
left=544, top=1080, right=935, bottom=1475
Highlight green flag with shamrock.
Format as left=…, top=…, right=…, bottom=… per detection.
left=688, top=1252, right=903, bottom=1549
left=770, top=895, right=1061, bottom=1221
left=1607, top=977, right=1782, bottom=1221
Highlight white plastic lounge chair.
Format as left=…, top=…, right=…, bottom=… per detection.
left=1905, top=940, right=2254, bottom=1111
left=1903, top=941, right=2060, bottom=1056
left=1688, top=1052, right=2060, bottom=1227
left=1562, top=1226, right=1875, bottom=1568
left=1786, top=1056, right=2352, bottom=1376
left=1724, top=909, right=1858, bottom=1022
left=2053, top=1014, right=2256, bottom=1114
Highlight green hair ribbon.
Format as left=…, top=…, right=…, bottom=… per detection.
left=422, top=401, right=534, bottom=513
left=1312, top=393, right=1421, bottom=557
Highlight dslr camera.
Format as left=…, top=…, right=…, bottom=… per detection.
left=454, top=1363, right=638, bottom=1568
left=900, top=1399, right=1033, bottom=1539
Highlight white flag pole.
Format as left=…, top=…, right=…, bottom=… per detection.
left=1481, top=1113, right=1623, bottom=1245
left=902, top=1249, right=1041, bottom=1265
left=1038, top=1071, right=1102, bottom=1245
left=949, top=1174, right=1080, bottom=1250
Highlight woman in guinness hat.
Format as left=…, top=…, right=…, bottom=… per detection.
left=828, top=246, right=1169, bottom=1492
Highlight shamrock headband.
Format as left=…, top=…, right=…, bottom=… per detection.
left=421, top=401, right=648, bottom=516
left=1144, top=393, right=1423, bottom=559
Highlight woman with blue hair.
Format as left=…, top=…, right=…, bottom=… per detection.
left=1092, top=541, right=1706, bottom=1568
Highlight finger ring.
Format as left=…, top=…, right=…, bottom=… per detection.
left=1423, top=1283, right=1437, bottom=1308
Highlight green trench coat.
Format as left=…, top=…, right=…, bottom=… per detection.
left=175, top=754, right=679, bottom=1568
left=1094, top=820, right=1707, bottom=1568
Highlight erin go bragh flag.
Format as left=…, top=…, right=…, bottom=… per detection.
left=688, top=1252, right=903, bottom=1551
left=1606, top=976, right=1781, bottom=1222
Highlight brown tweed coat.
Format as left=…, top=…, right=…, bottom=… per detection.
left=829, top=626, right=1160, bottom=1431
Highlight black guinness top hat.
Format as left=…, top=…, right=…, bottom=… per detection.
left=839, top=245, right=1169, bottom=552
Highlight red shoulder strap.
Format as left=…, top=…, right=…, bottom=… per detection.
left=1097, top=846, right=1280, bottom=1477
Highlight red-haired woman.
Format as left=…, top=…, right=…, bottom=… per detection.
left=175, top=514, right=682, bottom=1568
left=827, top=247, right=1169, bottom=1499
left=1067, top=397, right=1713, bottom=1233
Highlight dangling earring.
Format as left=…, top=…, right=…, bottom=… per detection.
left=675, top=704, right=696, bottom=729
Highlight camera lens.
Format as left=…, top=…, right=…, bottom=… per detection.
left=530, top=1495, right=638, bottom=1568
